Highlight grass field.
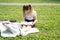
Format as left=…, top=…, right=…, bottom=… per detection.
left=0, top=0, right=60, bottom=3
left=0, top=5, right=60, bottom=40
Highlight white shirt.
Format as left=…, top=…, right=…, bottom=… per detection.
left=25, top=10, right=37, bottom=20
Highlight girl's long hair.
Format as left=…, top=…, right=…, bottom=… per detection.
left=23, top=4, right=32, bottom=18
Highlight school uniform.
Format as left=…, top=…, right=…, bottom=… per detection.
left=25, top=10, right=37, bottom=28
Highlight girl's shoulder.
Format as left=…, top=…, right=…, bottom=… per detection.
left=32, top=10, right=37, bottom=16
left=33, top=10, right=36, bottom=13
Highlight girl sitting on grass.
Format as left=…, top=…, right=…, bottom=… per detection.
left=22, top=4, right=37, bottom=32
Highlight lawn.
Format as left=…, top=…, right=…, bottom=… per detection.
left=0, top=5, right=60, bottom=40
left=0, top=0, right=60, bottom=3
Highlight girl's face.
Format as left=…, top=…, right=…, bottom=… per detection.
left=25, top=9, right=31, bottom=14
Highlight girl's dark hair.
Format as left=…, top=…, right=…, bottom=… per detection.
left=23, top=4, right=32, bottom=13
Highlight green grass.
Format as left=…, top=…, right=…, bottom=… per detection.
left=0, top=5, right=60, bottom=40
left=0, top=0, right=60, bottom=3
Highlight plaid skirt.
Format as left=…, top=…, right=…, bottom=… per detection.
left=25, top=19, right=35, bottom=28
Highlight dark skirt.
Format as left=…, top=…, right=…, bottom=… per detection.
left=25, top=19, right=35, bottom=28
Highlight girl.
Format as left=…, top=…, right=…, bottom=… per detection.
left=22, top=4, right=37, bottom=32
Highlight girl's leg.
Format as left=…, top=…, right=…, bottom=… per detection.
left=22, top=25, right=27, bottom=32
left=22, top=25, right=32, bottom=32
left=24, top=25, right=32, bottom=32
left=26, top=25, right=32, bottom=30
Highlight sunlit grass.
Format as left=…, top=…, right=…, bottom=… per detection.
left=0, top=0, right=60, bottom=3
left=0, top=5, right=60, bottom=40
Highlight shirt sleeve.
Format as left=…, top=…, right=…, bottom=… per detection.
left=33, top=11, right=37, bottom=16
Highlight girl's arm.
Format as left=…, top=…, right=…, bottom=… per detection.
left=32, top=16, right=37, bottom=25
left=22, top=13, right=25, bottom=20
